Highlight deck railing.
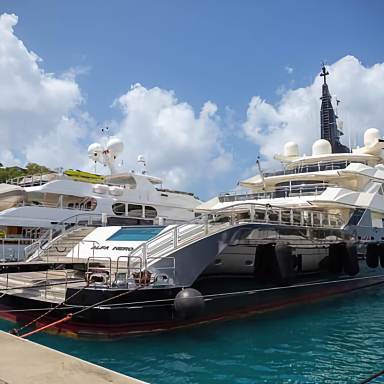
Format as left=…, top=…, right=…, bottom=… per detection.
left=127, top=203, right=344, bottom=271
left=219, top=183, right=337, bottom=203
left=5, top=173, right=57, bottom=187
left=263, top=160, right=366, bottom=178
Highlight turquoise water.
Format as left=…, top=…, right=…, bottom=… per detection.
left=2, top=288, right=384, bottom=383
left=107, top=226, right=165, bottom=241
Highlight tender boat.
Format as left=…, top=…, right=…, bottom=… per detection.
left=2, top=65, right=384, bottom=338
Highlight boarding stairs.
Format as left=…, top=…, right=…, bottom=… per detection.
left=28, top=227, right=95, bottom=263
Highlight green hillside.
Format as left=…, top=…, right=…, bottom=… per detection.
left=0, top=163, right=52, bottom=183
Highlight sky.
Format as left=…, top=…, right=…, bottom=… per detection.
left=0, top=0, right=384, bottom=199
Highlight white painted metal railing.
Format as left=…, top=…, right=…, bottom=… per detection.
left=128, top=203, right=344, bottom=271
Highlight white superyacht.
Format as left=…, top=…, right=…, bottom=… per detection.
left=0, top=137, right=200, bottom=260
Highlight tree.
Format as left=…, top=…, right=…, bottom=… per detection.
left=25, top=163, right=51, bottom=175
left=0, top=163, right=52, bottom=183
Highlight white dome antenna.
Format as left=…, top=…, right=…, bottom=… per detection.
left=88, top=143, right=103, bottom=162
left=106, top=137, right=124, bottom=158
left=312, top=139, right=332, bottom=156
left=87, top=137, right=124, bottom=175
left=283, top=141, right=299, bottom=157
left=137, top=154, right=147, bottom=174
left=364, top=128, right=380, bottom=147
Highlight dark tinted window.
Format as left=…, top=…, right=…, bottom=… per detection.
left=112, top=202, right=126, bottom=216
left=145, top=206, right=157, bottom=218
left=128, top=204, right=142, bottom=217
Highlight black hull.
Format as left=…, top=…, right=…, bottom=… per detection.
left=1, top=269, right=384, bottom=338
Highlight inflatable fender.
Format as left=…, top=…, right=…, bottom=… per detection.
left=325, top=243, right=344, bottom=274
left=342, top=244, right=359, bottom=276
left=366, top=243, right=379, bottom=268
left=379, top=244, right=384, bottom=268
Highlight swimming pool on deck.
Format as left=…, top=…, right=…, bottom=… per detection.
left=107, top=226, right=165, bottom=242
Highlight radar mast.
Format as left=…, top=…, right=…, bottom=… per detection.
left=320, top=64, right=350, bottom=153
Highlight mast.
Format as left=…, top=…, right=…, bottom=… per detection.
left=320, top=64, right=350, bottom=153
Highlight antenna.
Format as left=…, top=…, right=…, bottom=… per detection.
left=320, top=61, right=329, bottom=84
left=137, top=155, right=147, bottom=174
left=256, top=156, right=266, bottom=191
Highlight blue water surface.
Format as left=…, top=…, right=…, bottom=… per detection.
left=107, top=226, right=165, bottom=241
left=2, top=288, right=384, bottom=383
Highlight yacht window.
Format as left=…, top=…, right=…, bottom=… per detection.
left=144, top=206, right=157, bottom=218
left=112, top=202, right=126, bottom=216
left=128, top=204, right=143, bottom=217
left=379, top=185, right=384, bottom=195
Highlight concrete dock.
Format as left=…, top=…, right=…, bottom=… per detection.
left=0, top=331, right=146, bottom=384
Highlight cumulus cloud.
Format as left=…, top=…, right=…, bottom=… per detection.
left=3, top=12, right=384, bottom=198
left=244, top=56, right=384, bottom=167
left=113, top=84, right=233, bottom=189
left=0, top=13, right=86, bottom=168
left=0, top=12, right=233, bottom=193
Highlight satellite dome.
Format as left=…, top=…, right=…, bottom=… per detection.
left=87, top=142, right=103, bottom=161
left=364, top=128, right=380, bottom=147
left=137, top=154, right=145, bottom=163
left=283, top=141, right=299, bottom=157
left=312, top=139, right=332, bottom=156
left=106, top=137, right=124, bottom=155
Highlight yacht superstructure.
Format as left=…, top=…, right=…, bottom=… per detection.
left=0, top=137, right=200, bottom=259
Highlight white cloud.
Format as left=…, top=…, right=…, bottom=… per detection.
left=3, top=13, right=384, bottom=198
left=244, top=56, right=384, bottom=167
left=0, top=12, right=233, bottom=194
left=0, top=13, right=86, bottom=169
left=113, top=84, right=233, bottom=189
left=285, top=65, right=294, bottom=74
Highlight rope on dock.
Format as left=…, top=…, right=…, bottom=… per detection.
left=18, top=285, right=143, bottom=338
left=359, top=369, right=384, bottom=383
left=20, top=314, right=73, bottom=338
left=12, top=283, right=91, bottom=336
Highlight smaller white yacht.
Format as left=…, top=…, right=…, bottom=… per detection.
left=0, top=137, right=200, bottom=259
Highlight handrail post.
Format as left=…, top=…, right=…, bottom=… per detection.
left=290, top=209, right=293, bottom=225
left=45, top=270, right=48, bottom=299
left=204, top=215, right=209, bottom=235
left=173, top=228, right=178, bottom=248
left=250, top=205, right=255, bottom=222
left=143, top=243, right=147, bottom=270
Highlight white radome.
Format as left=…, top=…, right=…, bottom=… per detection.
left=312, top=139, right=332, bottom=156
left=87, top=142, right=103, bottom=161
left=137, top=154, right=145, bottom=163
left=106, top=137, right=124, bottom=155
left=364, top=128, right=380, bottom=147
left=283, top=141, right=299, bottom=157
